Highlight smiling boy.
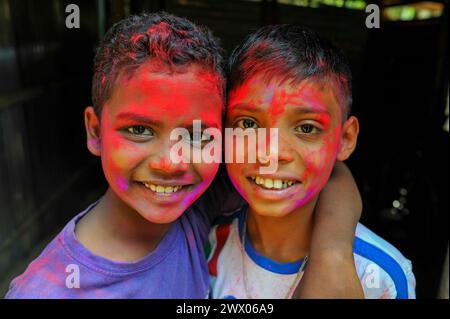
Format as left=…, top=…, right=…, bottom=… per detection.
left=208, top=25, right=416, bottom=299
left=5, top=12, right=225, bottom=298
left=6, top=14, right=365, bottom=299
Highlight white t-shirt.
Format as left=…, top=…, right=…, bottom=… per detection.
left=207, top=207, right=416, bottom=299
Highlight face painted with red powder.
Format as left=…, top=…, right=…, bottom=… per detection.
left=85, top=61, right=223, bottom=224
left=225, top=73, right=358, bottom=218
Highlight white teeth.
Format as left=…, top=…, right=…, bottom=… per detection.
left=273, top=179, right=282, bottom=189
left=264, top=179, right=273, bottom=189
left=142, top=183, right=183, bottom=194
left=165, top=186, right=174, bottom=193
left=250, top=176, right=297, bottom=190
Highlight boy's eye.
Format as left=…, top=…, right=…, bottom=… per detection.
left=295, top=124, right=320, bottom=135
left=237, top=118, right=259, bottom=129
left=189, top=130, right=212, bottom=148
left=126, top=125, right=153, bottom=136
left=190, top=130, right=202, bottom=141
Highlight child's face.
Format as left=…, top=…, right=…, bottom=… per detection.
left=225, top=73, right=353, bottom=217
left=86, top=62, right=223, bottom=223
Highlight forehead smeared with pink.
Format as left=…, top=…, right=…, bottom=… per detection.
left=92, top=12, right=225, bottom=116
left=228, top=24, right=353, bottom=119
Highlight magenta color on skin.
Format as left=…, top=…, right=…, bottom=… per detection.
left=225, top=73, right=344, bottom=218
left=94, top=61, right=223, bottom=224
left=117, top=177, right=129, bottom=191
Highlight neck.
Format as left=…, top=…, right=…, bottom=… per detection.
left=246, top=197, right=317, bottom=264
left=75, top=188, right=172, bottom=262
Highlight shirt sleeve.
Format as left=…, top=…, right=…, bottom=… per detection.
left=358, top=257, right=416, bottom=299
left=401, top=258, right=416, bottom=299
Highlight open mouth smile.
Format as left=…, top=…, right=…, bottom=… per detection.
left=136, top=181, right=195, bottom=198
left=248, top=176, right=300, bottom=190
left=140, top=182, right=187, bottom=194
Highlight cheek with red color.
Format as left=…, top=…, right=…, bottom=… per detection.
left=102, top=140, right=145, bottom=191
left=225, top=163, right=248, bottom=198
left=301, top=125, right=342, bottom=192
left=116, top=177, right=129, bottom=191
left=195, top=162, right=219, bottom=184
left=223, top=130, right=257, bottom=199
left=100, top=118, right=147, bottom=190
left=180, top=162, right=220, bottom=208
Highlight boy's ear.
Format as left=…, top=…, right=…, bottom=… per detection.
left=337, top=115, right=359, bottom=161
left=84, top=106, right=101, bottom=156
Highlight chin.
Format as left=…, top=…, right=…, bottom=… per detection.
left=248, top=200, right=297, bottom=218
left=132, top=200, right=188, bottom=223
left=140, top=209, right=184, bottom=224
left=123, top=195, right=189, bottom=224
left=246, top=187, right=318, bottom=218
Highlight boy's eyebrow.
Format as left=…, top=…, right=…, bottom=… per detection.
left=116, top=112, right=162, bottom=126
left=290, top=105, right=331, bottom=116
left=228, top=103, right=330, bottom=117
left=186, top=122, right=220, bottom=130
left=115, top=112, right=219, bottom=129
left=227, top=103, right=263, bottom=113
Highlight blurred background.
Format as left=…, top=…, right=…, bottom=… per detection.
left=0, top=0, right=448, bottom=298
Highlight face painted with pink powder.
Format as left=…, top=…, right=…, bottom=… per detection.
left=99, top=61, right=223, bottom=224
left=225, top=73, right=345, bottom=217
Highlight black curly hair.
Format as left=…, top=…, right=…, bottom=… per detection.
left=92, top=12, right=225, bottom=115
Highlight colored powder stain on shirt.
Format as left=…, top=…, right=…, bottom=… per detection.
left=5, top=201, right=211, bottom=299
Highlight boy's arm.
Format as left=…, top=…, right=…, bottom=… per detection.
left=294, top=162, right=365, bottom=299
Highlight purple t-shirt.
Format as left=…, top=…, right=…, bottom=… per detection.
left=5, top=201, right=211, bottom=299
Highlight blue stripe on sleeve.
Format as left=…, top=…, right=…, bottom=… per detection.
left=354, top=237, right=409, bottom=299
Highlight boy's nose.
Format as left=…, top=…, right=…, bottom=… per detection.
left=276, top=134, right=295, bottom=163
left=148, top=155, right=189, bottom=174
left=256, top=130, right=294, bottom=166
left=148, top=142, right=189, bottom=174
